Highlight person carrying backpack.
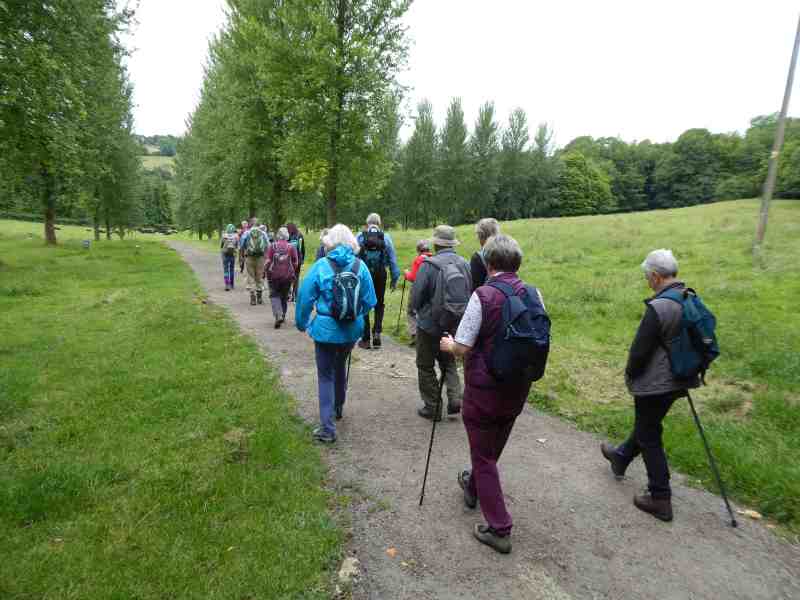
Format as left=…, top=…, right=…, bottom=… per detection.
left=356, top=213, right=400, bottom=349
left=409, top=225, right=471, bottom=421
left=239, top=218, right=268, bottom=305
left=265, top=227, right=299, bottom=329
left=601, top=249, right=707, bottom=523
left=404, top=239, right=432, bottom=346
left=295, top=224, right=377, bottom=444
left=439, top=234, right=549, bottom=555
left=220, top=224, right=239, bottom=291
left=286, top=223, right=306, bottom=302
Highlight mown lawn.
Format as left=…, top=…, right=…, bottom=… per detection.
left=0, top=227, right=340, bottom=598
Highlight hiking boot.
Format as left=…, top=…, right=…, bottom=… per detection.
left=358, top=339, right=371, bottom=350
left=335, top=404, right=343, bottom=420
left=633, top=493, right=673, bottom=522
left=274, top=320, right=281, bottom=329
left=473, top=524, right=511, bottom=554
left=312, top=427, right=336, bottom=444
left=250, top=292, right=257, bottom=306
left=372, top=334, right=382, bottom=348
left=256, top=291, right=263, bottom=305
left=417, top=406, right=441, bottom=422
left=601, top=443, right=627, bottom=479
left=225, top=285, right=230, bottom=291
left=458, top=470, right=477, bottom=509
left=447, top=403, right=461, bottom=416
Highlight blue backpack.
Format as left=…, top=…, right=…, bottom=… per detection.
left=328, top=258, right=362, bottom=322
left=361, top=226, right=386, bottom=271
left=657, top=287, right=719, bottom=384
left=488, top=282, right=551, bottom=383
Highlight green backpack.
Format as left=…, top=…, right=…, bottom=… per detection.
left=246, top=229, right=267, bottom=256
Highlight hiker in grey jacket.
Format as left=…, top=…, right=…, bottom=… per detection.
left=601, top=249, right=699, bottom=523
left=410, top=225, right=471, bottom=420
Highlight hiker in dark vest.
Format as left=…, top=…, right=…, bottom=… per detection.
left=315, top=228, right=330, bottom=260
left=410, top=225, right=471, bottom=420
left=356, top=213, right=400, bottom=349
left=295, top=224, right=377, bottom=443
left=265, top=227, right=299, bottom=329
left=470, top=218, right=500, bottom=290
left=601, top=249, right=699, bottom=522
left=440, top=234, right=547, bottom=554
left=286, top=223, right=305, bottom=302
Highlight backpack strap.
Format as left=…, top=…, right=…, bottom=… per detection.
left=487, top=281, right=515, bottom=298
left=349, top=258, right=361, bottom=275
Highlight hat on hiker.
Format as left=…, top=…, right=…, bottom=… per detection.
left=431, top=225, right=459, bottom=247
left=226, top=224, right=236, bottom=234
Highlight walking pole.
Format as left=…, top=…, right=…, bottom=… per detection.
left=346, top=351, right=353, bottom=389
left=687, top=391, right=738, bottom=528
left=419, top=369, right=447, bottom=507
left=395, top=278, right=407, bottom=335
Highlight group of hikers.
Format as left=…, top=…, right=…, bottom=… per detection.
left=218, top=212, right=718, bottom=555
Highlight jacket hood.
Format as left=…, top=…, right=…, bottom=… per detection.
left=328, top=244, right=355, bottom=267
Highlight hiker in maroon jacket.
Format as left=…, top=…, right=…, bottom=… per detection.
left=265, top=227, right=299, bottom=329
left=440, top=234, right=546, bottom=555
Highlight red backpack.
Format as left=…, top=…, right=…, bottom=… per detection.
left=267, top=242, right=294, bottom=283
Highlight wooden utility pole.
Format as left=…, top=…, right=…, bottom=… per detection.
left=754, top=14, right=800, bottom=254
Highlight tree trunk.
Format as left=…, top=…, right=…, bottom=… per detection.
left=42, top=167, right=57, bottom=245
left=93, top=207, right=101, bottom=241
left=105, top=210, right=112, bottom=240
left=271, top=175, right=286, bottom=230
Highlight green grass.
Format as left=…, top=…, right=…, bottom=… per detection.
left=141, top=154, right=176, bottom=171
left=0, top=228, right=341, bottom=598
left=379, top=199, right=800, bottom=529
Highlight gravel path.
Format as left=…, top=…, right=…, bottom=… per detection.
left=171, top=241, right=799, bottom=600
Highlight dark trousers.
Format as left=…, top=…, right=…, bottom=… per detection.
left=268, top=278, right=292, bottom=320
left=222, top=253, right=236, bottom=287
left=463, top=411, right=517, bottom=536
left=291, top=265, right=302, bottom=300
left=415, top=329, right=461, bottom=411
left=615, top=392, right=681, bottom=499
left=314, top=342, right=353, bottom=438
left=363, top=267, right=387, bottom=340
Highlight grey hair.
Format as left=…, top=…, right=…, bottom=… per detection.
left=475, top=218, right=500, bottom=245
left=366, top=213, right=382, bottom=227
left=416, top=239, right=431, bottom=253
left=319, top=228, right=330, bottom=241
left=641, top=249, right=678, bottom=277
left=483, top=234, right=522, bottom=273
left=276, top=227, right=289, bottom=241
left=323, top=224, right=360, bottom=253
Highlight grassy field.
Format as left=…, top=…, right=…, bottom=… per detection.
left=381, top=199, right=800, bottom=531
left=0, top=227, right=341, bottom=597
left=141, top=154, right=176, bottom=171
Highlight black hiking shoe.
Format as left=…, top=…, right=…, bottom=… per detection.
left=601, top=443, right=627, bottom=479
left=335, top=404, right=343, bottom=420
left=274, top=320, right=281, bottom=329
left=312, top=427, right=336, bottom=444
left=225, top=286, right=230, bottom=291
left=458, top=470, right=477, bottom=509
left=250, top=292, right=257, bottom=306
left=417, top=406, right=441, bottom=422
left=447, top=403, right=461, bottom=416
left=372, top=334, right=381, bottom=348
left=357, top=339, right=371, bottom=350
left=256, top=291, right=263, bottom=305
left=634, top=493, right=673, bottom=522
left=473, top=524, right=511, bottom=554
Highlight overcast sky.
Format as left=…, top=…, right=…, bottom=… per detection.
left=127, top=0, right=799, bottom=146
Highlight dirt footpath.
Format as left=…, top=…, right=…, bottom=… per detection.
left=170, top=241, right=799, bottom=600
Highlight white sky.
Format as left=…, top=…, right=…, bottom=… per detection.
left=128, top=0, right=799, bottom=146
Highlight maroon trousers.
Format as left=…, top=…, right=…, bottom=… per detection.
left=462, top=384, right=529, bottom=536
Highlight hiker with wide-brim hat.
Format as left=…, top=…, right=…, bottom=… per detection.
left=410, top=224, right=471, bottom=421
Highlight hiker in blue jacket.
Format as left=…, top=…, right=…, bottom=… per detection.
left=296, top=224, right=377, bottom=443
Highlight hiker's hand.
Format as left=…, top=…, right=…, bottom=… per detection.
left=439, top=334, right=455, bottom=354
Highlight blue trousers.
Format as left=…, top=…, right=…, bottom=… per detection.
left=314, top=342, right=354, bottom=438
left=222, top=253, right=236, bottom=287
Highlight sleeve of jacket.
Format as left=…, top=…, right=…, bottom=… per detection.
left=470, top=252, right=485, bottom=290
left=384, top=233, right=401, bottom=283
left=359, top=260, right=378, bottom=315
left=626, top=304, right=663, bottom=378
left=299, top=236, right=306, bottom=262
left=295, top=261, right=321, bottom=332
left=410, top=260, right=433, bottom=312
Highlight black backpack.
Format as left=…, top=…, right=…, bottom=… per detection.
left=328, top=258, right=362, bottom=322
left=361, top=226, right=386, bottom=270
left=488, top=281, right=551, bottom=383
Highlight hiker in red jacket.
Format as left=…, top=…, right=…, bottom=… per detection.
left=404, top=239, right=431, bottom=346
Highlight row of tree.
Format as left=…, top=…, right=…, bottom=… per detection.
left=0, top=0, right=146, bottom=244
left=175, top=0, right=412, bottom=234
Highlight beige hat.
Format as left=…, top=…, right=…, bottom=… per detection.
left=431, top=225, right=460, bottom=247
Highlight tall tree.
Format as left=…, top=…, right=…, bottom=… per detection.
left=497, top=108, right=530, bottom=220
left=439, top=98, right=470, bottom=224
left=468, top=101, right=500, bottom=221
left=402, top=100, right=439, bottom=228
